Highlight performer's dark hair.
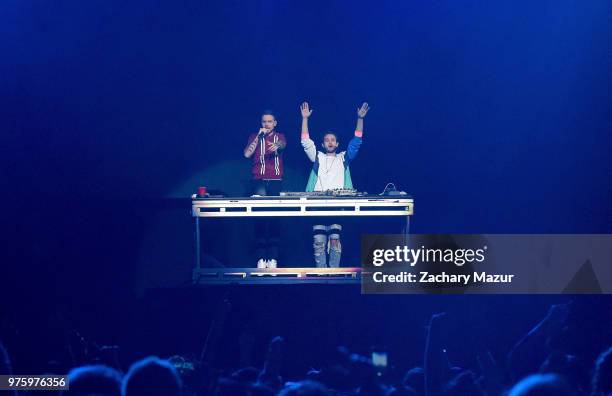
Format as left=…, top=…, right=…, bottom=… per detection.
left=323, top=131, right=338, bottom=141
left=261, top=110, right=276, bottom=120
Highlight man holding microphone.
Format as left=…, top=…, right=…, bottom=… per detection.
left=243, top=111, right=287, bottom=268
left=244, top=111, right=287, bottom=196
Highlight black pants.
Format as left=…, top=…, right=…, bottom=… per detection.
left=252, top=179, right=282, bottom=196
left=252, top=180, right=282, bottom=261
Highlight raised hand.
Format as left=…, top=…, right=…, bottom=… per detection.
left=477, top=350, right=505, bottom=396
left=545, top=302, right=572, bottom=326
left=301, top=102, right=313, bottom=118
left=357, top=102, right=370, bottom=118
left=269, top=335, right=284, bottom=353
left=430, top=311, right=447, bottom=323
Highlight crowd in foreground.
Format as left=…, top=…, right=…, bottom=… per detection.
left=1, top=302, right=611, bottom=396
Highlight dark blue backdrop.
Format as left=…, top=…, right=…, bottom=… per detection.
left=3, top=1, right=611, bottom=232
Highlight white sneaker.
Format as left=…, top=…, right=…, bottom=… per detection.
left=267, top=259, right=277, bottom=269
left=257, top=259, right=267, bottom=269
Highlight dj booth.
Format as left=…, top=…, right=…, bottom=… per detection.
left=191, top=192, right=414, bottom=284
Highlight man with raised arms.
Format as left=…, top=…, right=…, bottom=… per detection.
left=299, top=101, right=370, bottom=267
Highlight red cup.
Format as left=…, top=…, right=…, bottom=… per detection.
left=197, top=186, right=207, bottom=197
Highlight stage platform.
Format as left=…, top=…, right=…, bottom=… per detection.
left=192, top=267, right=362, bottom=285
left=191, top=196, right=413, bottom=279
